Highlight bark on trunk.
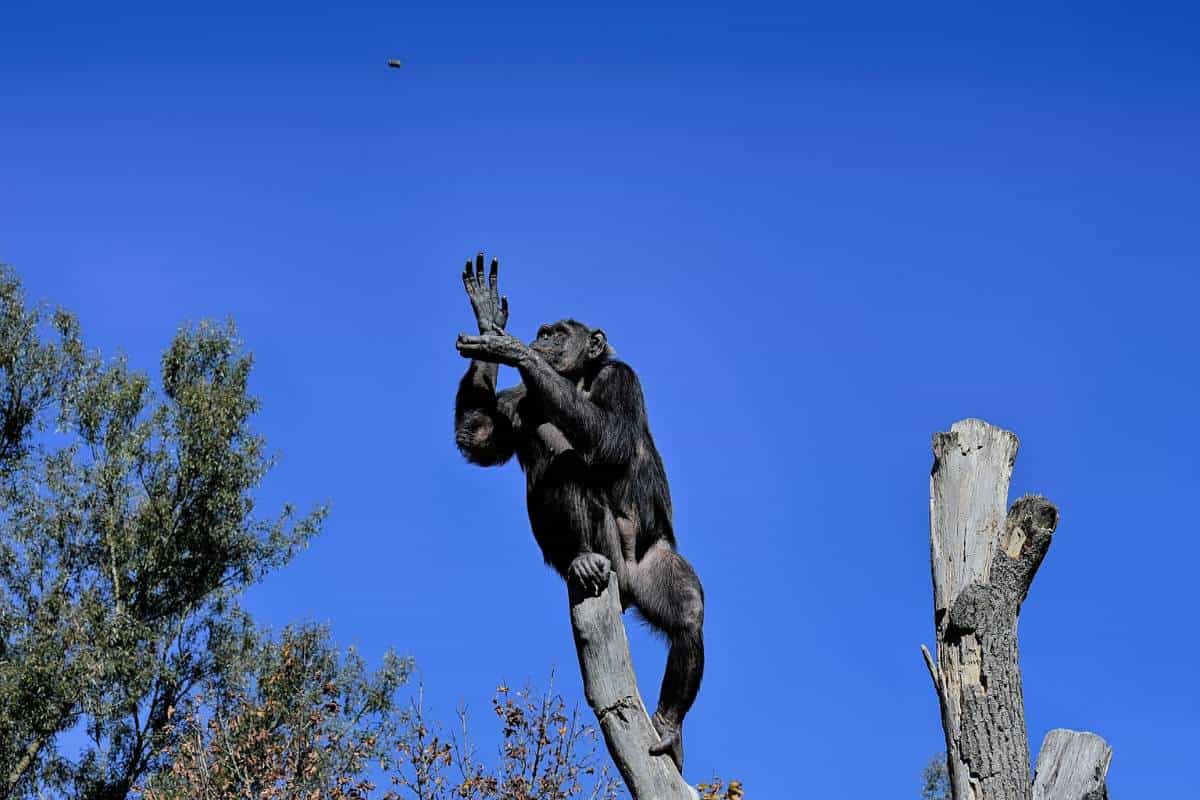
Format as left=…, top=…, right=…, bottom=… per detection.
left=924, top=419, right=1111, bottom=800
left=569, top=572, right=696, bottom=800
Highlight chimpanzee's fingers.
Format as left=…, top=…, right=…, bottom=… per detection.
left=464, top=260, right=481, bottom=294
left=475, top=253, right=485, bottom=287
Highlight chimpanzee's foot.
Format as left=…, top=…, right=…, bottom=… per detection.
left=567, top=553, right=611, bottom=596
left=649, top=711, right=684, bottom=773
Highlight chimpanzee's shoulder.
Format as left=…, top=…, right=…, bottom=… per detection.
left=595, top=358, right=642, bottom=388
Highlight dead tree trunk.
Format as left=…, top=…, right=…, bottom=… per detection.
left=922, top=419, right=1112, bottom=800
left=569, top=572, right=696, bottom=800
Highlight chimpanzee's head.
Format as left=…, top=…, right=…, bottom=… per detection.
left=530, top=319, right=612, bottom=378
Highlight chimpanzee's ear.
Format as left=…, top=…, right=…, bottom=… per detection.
left=588, top=329, right=609, bottom=360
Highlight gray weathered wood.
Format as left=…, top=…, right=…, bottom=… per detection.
left=929, top=418, right=1020, bottom=620
left=569, top=572, right=696, bottom=800
left=1032, top=730, right=1112, bottom=800
left=925, top=419, right=1111, bottom=800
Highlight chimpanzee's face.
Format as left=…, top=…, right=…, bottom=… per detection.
left=530, top=319, right=592, bottom=377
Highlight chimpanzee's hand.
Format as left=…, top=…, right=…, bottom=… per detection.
left=456, top=331, right=529, bottom=367
left=461, top=253, right=509, bottom=334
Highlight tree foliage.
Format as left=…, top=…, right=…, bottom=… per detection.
left=139, top=623, right=411, bottom=800
left=0, top=265, right=325, bottom=799
left=140, top=659, right=620, bottom=800
left=696, top=778, right=744, bottom=800
left=386, top=677, right=620, bottom=800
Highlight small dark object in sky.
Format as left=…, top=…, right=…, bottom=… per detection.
left=387, top=59, right=403, bottom=68
left=453, top=253, right=704, bottom=774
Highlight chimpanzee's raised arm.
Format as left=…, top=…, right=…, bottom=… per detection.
left=454, top=253, right=523, bottom=466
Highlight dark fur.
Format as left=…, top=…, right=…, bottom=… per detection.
left=454, top=318, right=704, bottom=771
left=455, top=320, right=675, bottom=567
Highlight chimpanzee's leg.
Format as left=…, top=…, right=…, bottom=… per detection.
left=566, top=497, right=624, bottom=595
left=625, top=541, right=705, bottom=773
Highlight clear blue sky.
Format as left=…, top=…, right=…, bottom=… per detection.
left=3, top=1, right=1198, bottom=795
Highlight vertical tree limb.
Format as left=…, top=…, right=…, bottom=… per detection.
left=569, top=573, right=696, bottom=800
left=924, top=419, right=1111, bottom=800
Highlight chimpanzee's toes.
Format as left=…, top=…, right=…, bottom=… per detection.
left=649, top=713, right=684, bottom=773
left=568, top=554, right=611, bottom=596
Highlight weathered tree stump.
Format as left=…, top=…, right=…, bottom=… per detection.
left=922, top=419, right=1112, bottom=800
left=569, top=572, right=696, bottom=800
left=1033, top=730, right=1112, bottom=800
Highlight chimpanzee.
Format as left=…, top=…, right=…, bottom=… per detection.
left=453, top=253, right=704, bottom=773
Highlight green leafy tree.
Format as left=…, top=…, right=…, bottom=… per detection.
left=0, top=265, right=325, bottom=799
